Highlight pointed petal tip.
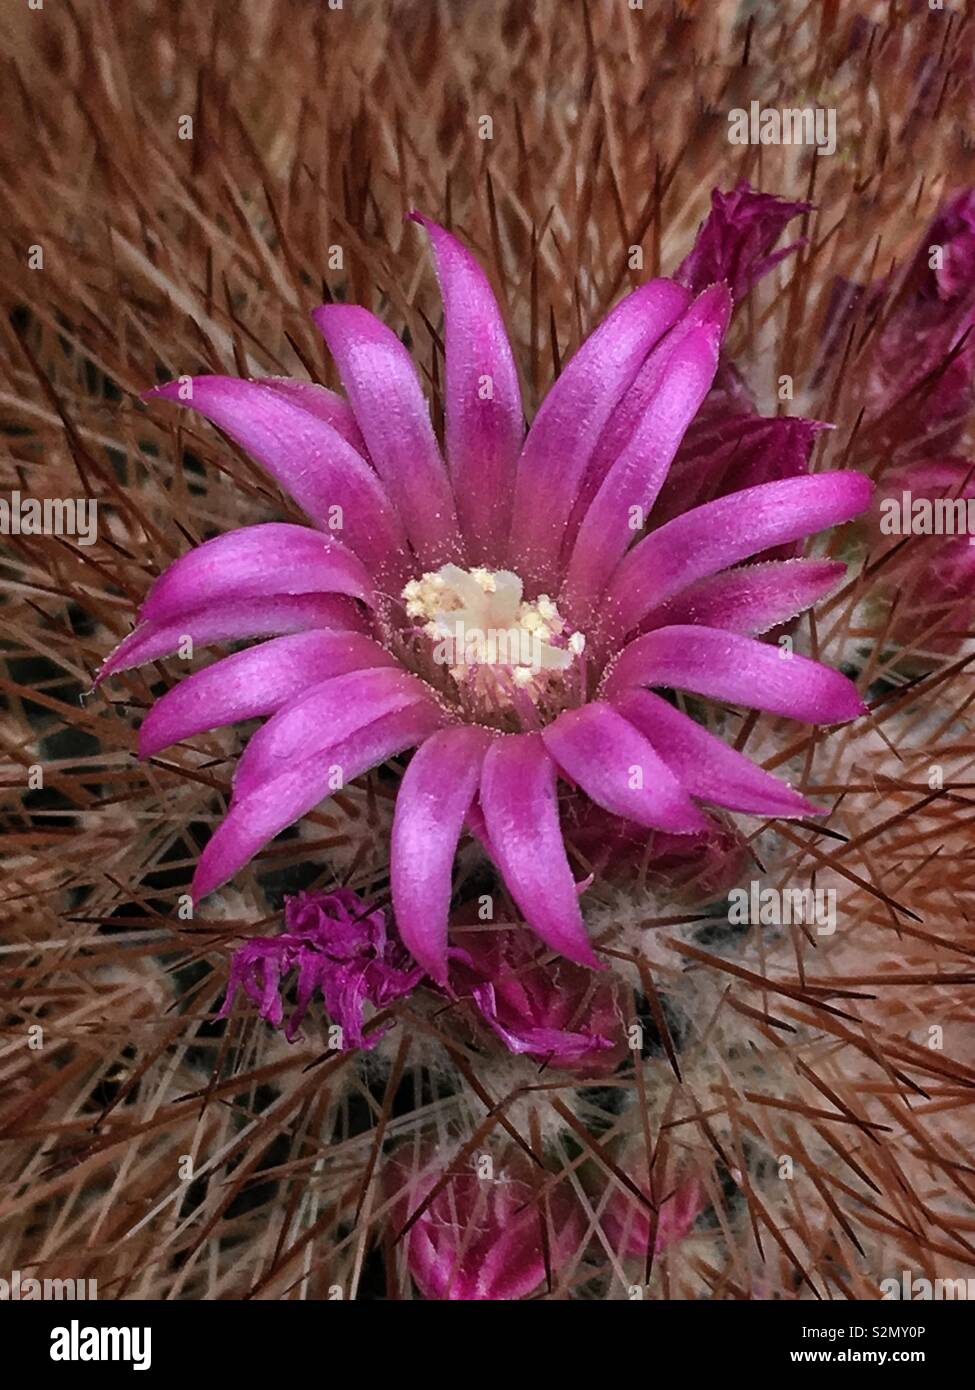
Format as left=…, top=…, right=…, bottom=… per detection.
left=839, top=469, right=874, bottom=508
left=190, top=864, right=217, bottom=905
left=136, top=726, right=157, bottom=760
left=417, top=952, right=449, bottom=988
left=695, top=280, right=735, bottom=332
left=388, top=922, right=445, bottom=984
left=825, top=689, right=869, bottom=725
left=758, top=786, right=823, bottom=819
left=94, top=652, right=120, bottom=685
left=563, top=941, right=602, bottom=972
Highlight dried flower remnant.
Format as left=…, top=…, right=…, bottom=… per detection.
left=217, top=888, right=422, bottom=1047
left=675, top=179, right=811, bottom=304
left=869, top=459, right=975, bottom=657
left=386, top=1145, right=586, bottom=1301
left=824, top=189, right=975, bottom=461
left=100, top=198, right=870, bottom=985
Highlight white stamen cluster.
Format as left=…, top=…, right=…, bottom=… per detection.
left=402, top=564, right=585, bottom=708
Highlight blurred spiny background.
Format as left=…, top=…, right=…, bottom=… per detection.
left=1, top=0, right=975, bottom=1300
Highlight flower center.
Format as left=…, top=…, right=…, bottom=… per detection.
left=400, top=564, right=586, bottom=728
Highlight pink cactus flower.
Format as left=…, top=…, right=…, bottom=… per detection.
left=217, top=888, right=422, bottom=1047
left=101, top=199, right=870, bottom=983
left=386, top=1145, right=586, bottom=1300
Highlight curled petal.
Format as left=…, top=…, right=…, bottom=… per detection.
left=97, top=593, right=368, bottom=680
left=192, top=702, right=442, bottom=901
left=508, top=278, right=692, bottom=588
left=392, top=726, right=492, bottom=983
left=138, top=630, right=396, bottom=758
left=639, top=558, right=846, bottom=636
left=604, top=624, right=867, bottom=724
left=612, top=687, right=819, bottom=817
left=542, top=701, right=708, bottom=832
left=410, top=213, right=524, bottom=564
left=145, top=378, right=408, bottom=580
left=140, top=524, right=374, bottom=626
left=602, top=471, right=872, bottom=639
left=313, top=303, right=462, bottom=566
left=479, top=734, right=599, bottom=968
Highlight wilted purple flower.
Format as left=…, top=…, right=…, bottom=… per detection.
left=450, top=927, right=626, bottom=1072
left=101, top=200, right=870, bottom=983
left=563, top=800, right=750, bottom=900
left=823, top=189, right=975, bottom=459
left=386, top=1144, right=585, bottom=1300
left=663, top=182, right=821, bottom=538
left=217, top=888, right=422, bottom=1047
left=871, top=458, right=975, bottom=656
left=652, top=414, right=827, bottom=545
left=675, top=178, right=810, bottom=302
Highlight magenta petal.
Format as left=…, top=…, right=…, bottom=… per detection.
left=653, top=415, right=826, bottom=536
left=313, top=303, right=462, bottom=566
left=410, top=214, right=524, bottom=565
left=562, top=285, right=729, bottom=616
left=475, top=1015, right=612, bottom=1063
left=146, top=378, right=408, bottom=580
left=612, top=687, right=819, bottom=817
left=508, top=278, right=692, bottom=588
left=139, top=524, right=374, bottom=626
left=603, top=471, right=872, bottom=639
left=640, top=558, right=846, bottom=636
left=97, top=593, right=368, bottom=680
left=192, top=705, right=442, bottom=901
left=138, top=630, right=396, bottom=758
left=479, top=735, right=599, bottom=967
left=542, top=702, right=708, bottom=832
left=391, top=726, right=492, bottom=984
left=232, top=666, right=438, bottom=802
left=604, top=624, right=867, bottom=724
left=257, top=378, right=367, bottom=454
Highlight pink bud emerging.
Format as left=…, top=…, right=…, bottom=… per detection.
left=601, top=1163, right=704, bottom=1258
left=386, top=1145, right=586, bottom=1300
left=562, top=794, right=750, bottom=900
